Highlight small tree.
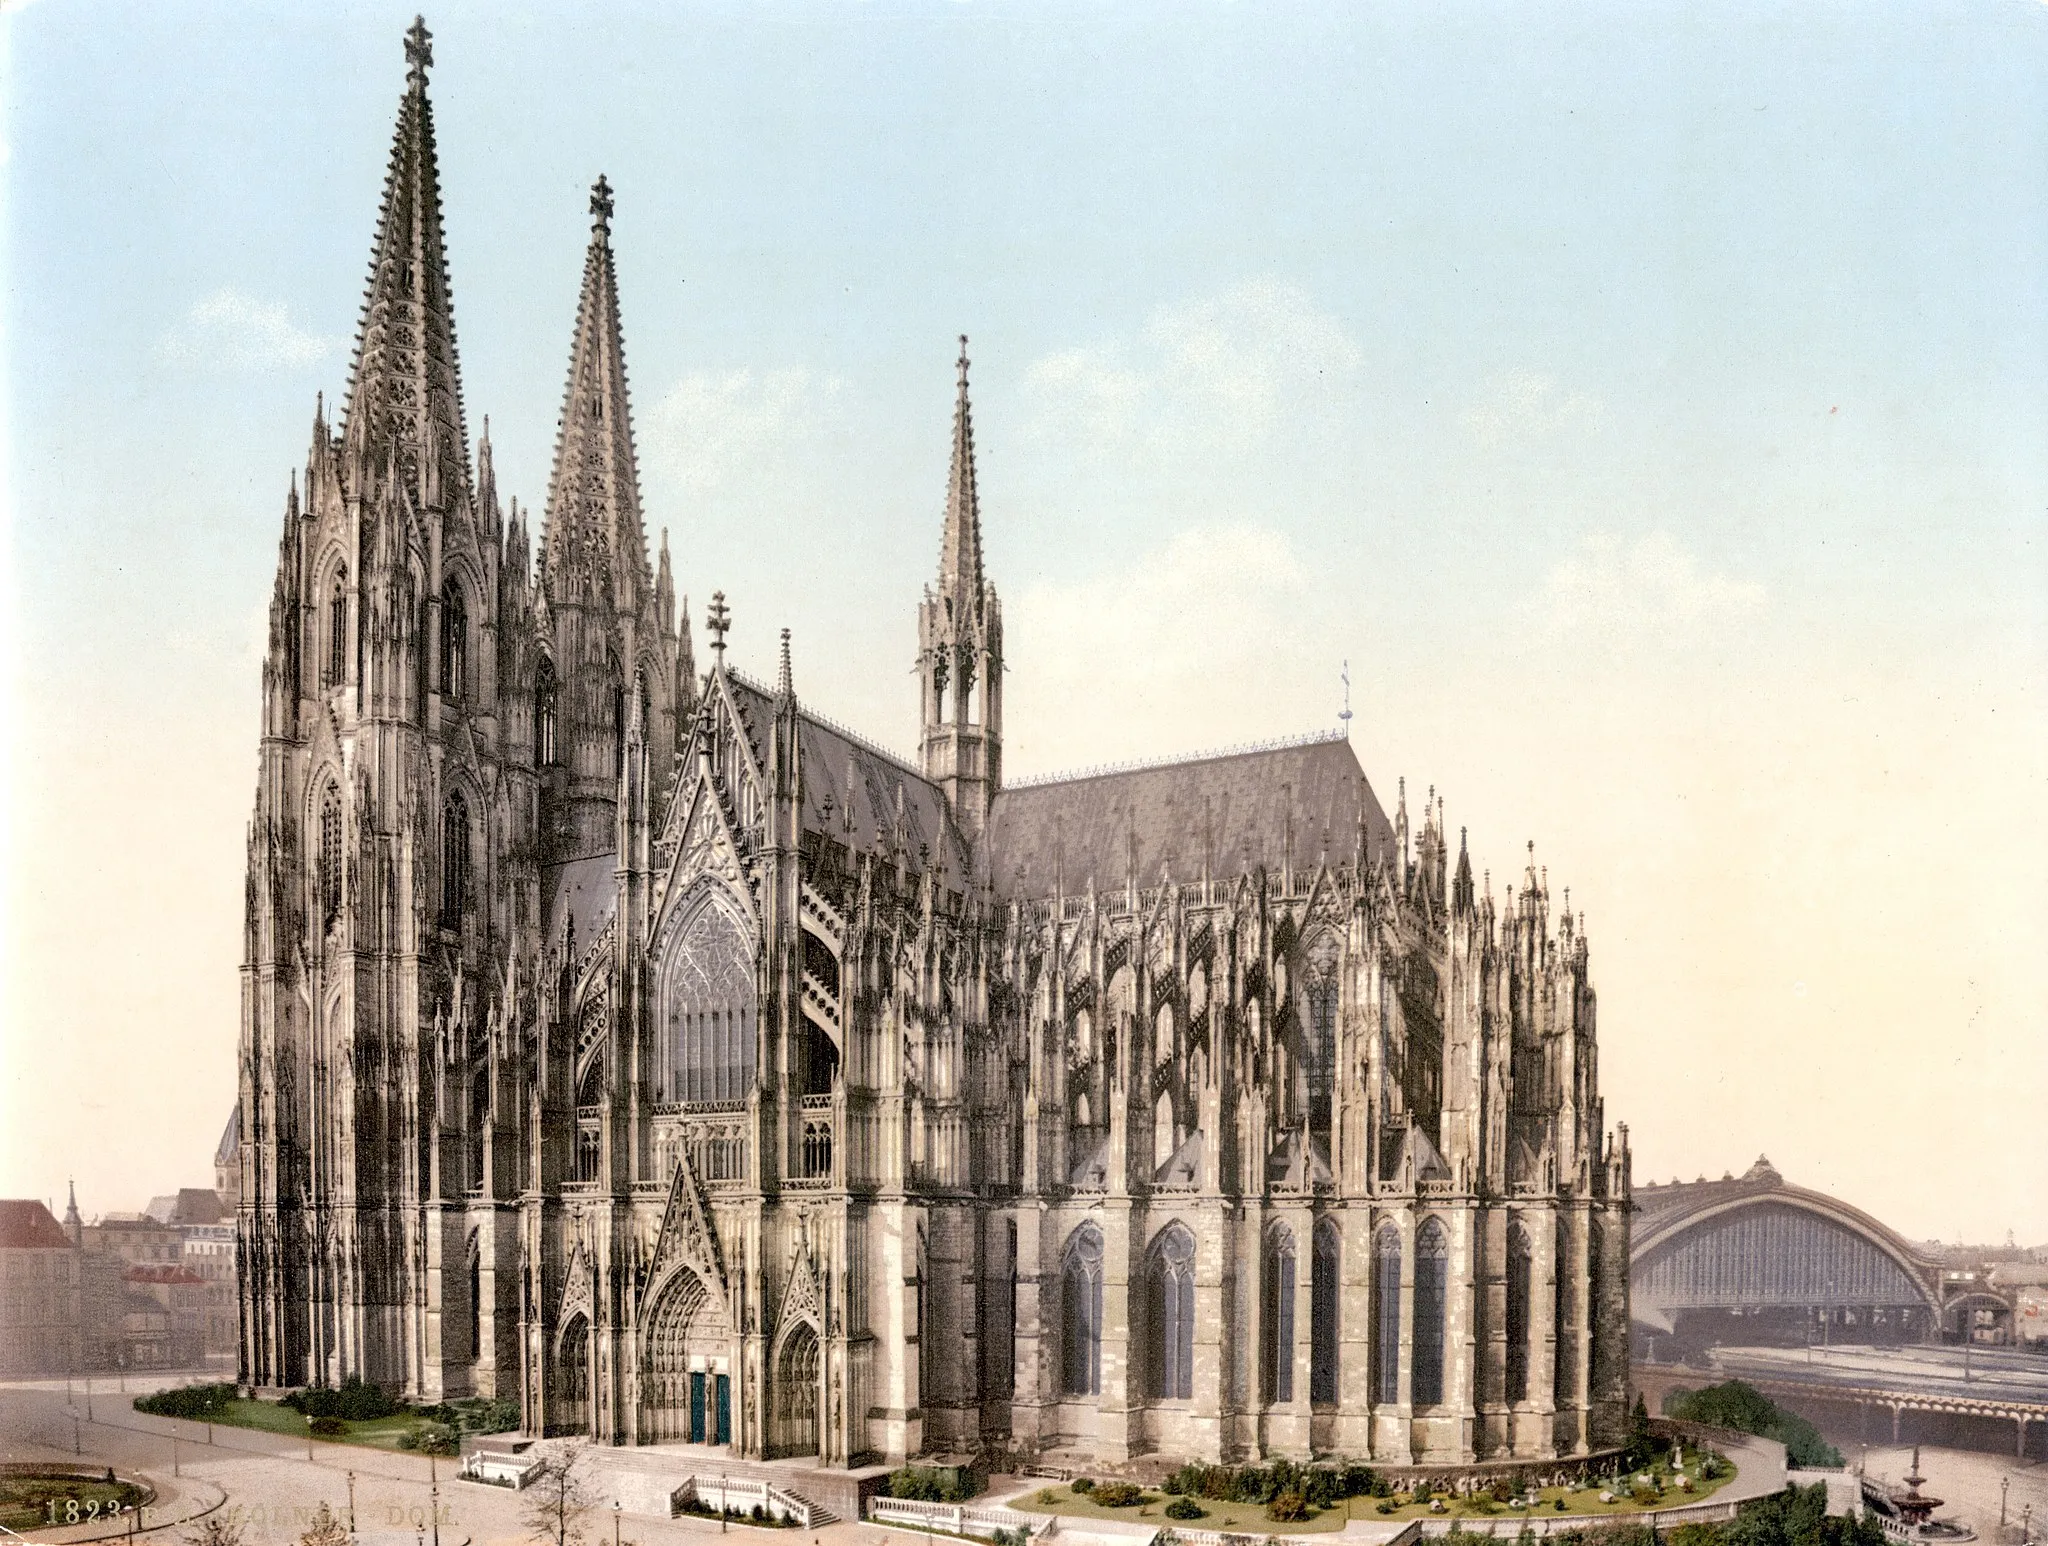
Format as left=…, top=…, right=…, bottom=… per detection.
left=299, top=1502, right=351, bottom=1546
left=522, top=1442, right=599, bottom=1546
left=184, top=1518, right=246, bottom=1546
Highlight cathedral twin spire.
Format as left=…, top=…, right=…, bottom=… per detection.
left=540, top=172, right=652, bottom=613
left=342, top=16, right=470, bottom=512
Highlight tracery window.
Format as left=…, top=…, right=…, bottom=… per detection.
left=658, top=896, right=757, bottom=1103
left=1061, top=1224, right=1104, bottom=1396
left=1311, top=1219, right=1340, bottom=1404
left=1372, top=1222, right=1401, bottom=1404
left=1413, top=1216, right=1449, bottom=1405
left=535, top=656, right=558, bottom=765
left=327, top=572, right=348, bottom=688
left=319, top=787, right=343, bottom=925
left=1262, top=1224, right=1297, bottom=1403
left=1147, top=1223, right=1195, bottom=1400
left=611, top=662, right=626, bottom=777
left=1301, top=933, right=1341, bottom=1139
left=440, top=578, right=467, bottom=698
left=441, top=791, right=470, bottom=927
left=1506, top=1220, right=1532, bottom=1405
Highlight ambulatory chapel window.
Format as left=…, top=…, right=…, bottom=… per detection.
left=1062, top=1223, right=1104, bottom=1397
left=1147, top=1223, right=1195, bottom=1400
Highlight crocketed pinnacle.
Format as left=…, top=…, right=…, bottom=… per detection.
left=540, top=173, right=650, bottom=609
left=341, top=16, right=470, bottom=507
left=937, top=334, right=983, bottom=606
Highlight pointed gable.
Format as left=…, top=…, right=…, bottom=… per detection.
left=541, top=176, right=650, bottom=610
left=341, top=18, right=470, bottom=508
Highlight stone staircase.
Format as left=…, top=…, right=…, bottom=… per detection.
left=587, top=1444, right=877, bottom=1525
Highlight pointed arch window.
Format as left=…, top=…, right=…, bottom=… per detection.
left=326, top=571, right=348, bottom=688
left=1554, top=1216, right=1575, bottom=1407
left=1372, top=1222, right=1401, bottom=1404
left=1061, top=1224, right=1104, bottom=1396
left=1413, top=1216, right=1450, bottom=1405
left=535, top=656, right=559, bottom=766
left=1262, top=1224, right=1297, bottom=1403
left=440, top=579, right=468, bottom=698
left=1301, top=933, right=1341, bottom=1140
left=1506, top=1220, right=1533, bottom=1405
left=1147, top=1223, right=1195, bottom=1400
left=610, top=656, right=626, bottom=778
left=659, top=898, right=757, bottom=1105
left=1311, top=1219, right=1340, bottom=1404
left=441, top=791, right=470, bottom=928
left=319, top=787, right=343, bottom=926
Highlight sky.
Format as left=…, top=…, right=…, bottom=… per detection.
left=2, top=0, right=2044, bottom=1245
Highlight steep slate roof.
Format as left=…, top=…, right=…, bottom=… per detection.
left=727, top=674, right=973, bottom=882
left=0, top=1200, right=73, bottom=1250
left=143, top=1190, right=225, bottom=1227
left=985, top=733, right=1396, bottom=899
left=543, top=851, right=621, bottom=947
left=215, top=1106, right=240, bottom=1168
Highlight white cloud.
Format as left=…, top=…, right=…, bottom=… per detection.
left=646, top=367, right=839, bottom=495
left=1538, top=531, right=1765, bottom=642
left=1023, top=278, right=1360, bottom=456
left=156, top=288, right=339, bottom=371
left=1007, top=524, right=1338, bottom=774
left=1464, top=368, right=1606, bottom=447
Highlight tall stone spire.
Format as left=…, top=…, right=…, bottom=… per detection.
left=540, top=173, right=649, bottom=609
left=937, top=335, right=983, bottom=605
left=918, top=335, right=1002, bottom=842
left=340, top=16, right=470, bottom=508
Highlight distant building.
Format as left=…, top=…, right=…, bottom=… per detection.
left=0, top=1198, right=82, bottom=1377
left=1630, top=1157, right=1940, bottom=1361
left=143, top=1190, right=236, bottom=1363
left=121, top=1264, right=207, bottom=1367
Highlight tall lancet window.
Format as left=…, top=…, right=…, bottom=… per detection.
left=535, top=656, right=559, bottom=765
left=610, top=656, right=626, bottom=778
left=1301, top=932, right=1341, bottom=1140
left=1372, top=1223, right=1402, bottom=1404
left=659, top=896, right=757, bottom=1104
left=441, top=791, right=470, bottom=927
left=1262, top=1224, right=1297, bottom=1403
left=1553, top=1216, right=1575, bottom=1407
left=327, top=571, right=348, bottom=687
left=1413, top=1216, right=1450, bottom=1405
left=1147, top=1223, right=1195, bottom=1400
left=319, top=788, right=343, bottom=926
left=1061, top=1223, right=1104, bottom=1397
left=1311, top=1219, right=1340, bottom=1404
left=1506, top=1220, right=1533, bottom=1405
left=440, top=578, right=467, bottom=698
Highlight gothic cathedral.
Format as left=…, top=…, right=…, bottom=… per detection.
left=236, top=21, right=1632, bottom=1470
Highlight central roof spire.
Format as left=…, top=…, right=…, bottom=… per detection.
left=938, top=333, right=983, bottom=604
left=341, top=14, right=470, bottom=507
left=540, top=173, right=649, bottom=608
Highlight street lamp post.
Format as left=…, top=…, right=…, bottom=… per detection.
left=613, top=1501, right=621, bottom=1546
left=430, top=1455, right=440, bottom=1546
left=720, top=1473, right=728, bottom=1534
left=2002, top=1477, right=2009, bottom=1528
left=348, top=1472, right=358, bottom=1537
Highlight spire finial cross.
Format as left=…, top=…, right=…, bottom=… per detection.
left=405, top=16, right=433, bottom=88
left=707, top=591, right=731, bottom=659
left=957, top=334, right=970, bottom=387
left=590, top=175, right=614, bottom=231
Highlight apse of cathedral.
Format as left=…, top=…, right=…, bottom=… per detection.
left=236, top=19, right=1632, bottom=1471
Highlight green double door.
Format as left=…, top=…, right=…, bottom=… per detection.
left=687, top=1370, right=732, bottom=1445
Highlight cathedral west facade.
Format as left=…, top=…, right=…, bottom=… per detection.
left=235, top=20, right=1632, bottom=1471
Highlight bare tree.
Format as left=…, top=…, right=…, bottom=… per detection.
left=183, top=1519, right=246, bottom=1546
left=299, top=1502, right=350, bottom=1546
left=521, top=1442, right=599, bottom=1546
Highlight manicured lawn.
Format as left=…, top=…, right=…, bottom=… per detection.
left=220, top=1397, right=311, bottom=1436
left=1015, top=1461, right=1733, bottom=1535
left=143, top=1395, right=459, bottom=1453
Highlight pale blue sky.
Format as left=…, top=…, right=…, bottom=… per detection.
left=5, top=0, right=2045, bottom=1241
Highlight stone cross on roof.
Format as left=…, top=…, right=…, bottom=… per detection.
left=590, top=174, right=614, bottom=231
left=707, top=591, right=731, bottom=658
left=405, top=15, right=433, bottom=88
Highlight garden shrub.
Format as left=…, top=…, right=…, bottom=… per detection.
left=135, top=1383, right=238, bottom=1421
left=1093, top=1483, right=1143, bottom=1509
left=309, top=1416, right=347, bottom=1437
left=1266, top=1492, right=1309, bottom=1523
left=1164, top=1498, right=1206, bottom=1521
left=1070, top=1478, right=1095, bottom=1495
left=286, top=1376, right=400, bottom=1423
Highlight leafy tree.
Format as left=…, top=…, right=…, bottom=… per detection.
left=521, top=1443, right=598, bottom=1546
left=1667, top=1383, right=1844, bottom=1468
